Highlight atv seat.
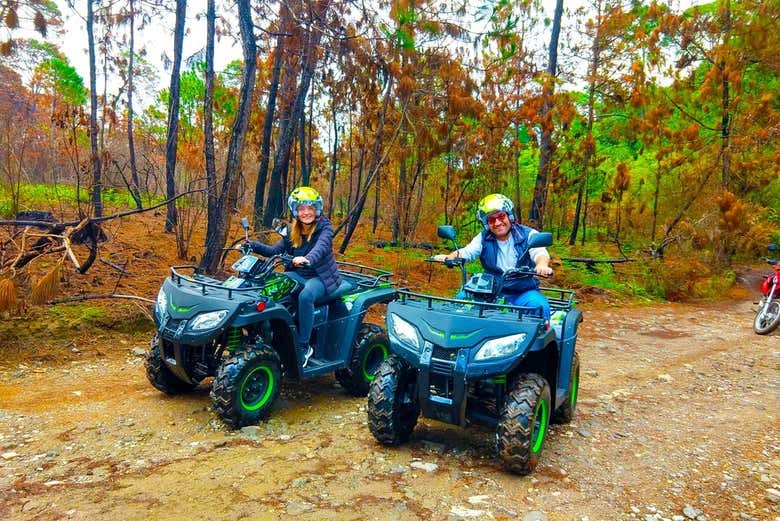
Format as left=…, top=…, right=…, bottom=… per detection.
left=315, top=278, right=355, bottom=305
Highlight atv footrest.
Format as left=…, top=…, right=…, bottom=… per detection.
left=429, top=395, right=453, bottom=405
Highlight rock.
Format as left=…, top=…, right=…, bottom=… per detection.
left=2, top=451, right=19, bottom=459
left=239, top=425, right=262, bottom=439
left=285, top=501, right=314, bottom=514
left=523, top=511, right=548, bottom=521
left=410, top=461, right=438, bottom=472
left=450, top=506, right=484, bottom=518
left=766, top=488, right=780, bottom=503
left=657, top=374, right=673, bottom=382
left=683, top=504, right=702, bottom=519
left=422, top=440, right=447, bottom=453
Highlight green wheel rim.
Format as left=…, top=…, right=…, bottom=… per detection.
left=362, top=343, right=389, bottom=381
left=240, top=365, right=274, bottom=411
left=531, top=398, right=549, bottom=454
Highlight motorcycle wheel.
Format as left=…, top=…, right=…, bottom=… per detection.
left=754, top=298, right=780, bottom=335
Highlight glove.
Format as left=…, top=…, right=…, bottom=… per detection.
left=240, top=242, right=252, bottom=255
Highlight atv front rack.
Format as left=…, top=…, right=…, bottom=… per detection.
left=168, top=265, right=266, bottom=300
left=395, top=290, right=545, bottom=320
left=394, top=285, right=576, bottom=320
left=336, top=261, right=394, bottom=288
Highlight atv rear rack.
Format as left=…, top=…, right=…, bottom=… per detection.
left=540, top=287, right=577, bottom=311
left=336, top=261, right=395, bottom=288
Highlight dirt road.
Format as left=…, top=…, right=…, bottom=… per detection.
left=1, top=298, right=778, bottom=521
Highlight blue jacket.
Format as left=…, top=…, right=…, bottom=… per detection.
left=248, top=217, right=342, bottom=294
left=480, top=223, right=539, bottom=294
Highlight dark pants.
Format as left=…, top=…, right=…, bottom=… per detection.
left=297, top=276, right=326, bottom=347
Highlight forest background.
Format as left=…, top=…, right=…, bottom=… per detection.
left=0, top=0, right=779, bottom=309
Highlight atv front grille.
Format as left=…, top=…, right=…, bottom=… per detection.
left=160, top=318, right=184, bottom=340
left=432, top=345, right=458, bottom=361
left=431, top=358, right=455, bottom=375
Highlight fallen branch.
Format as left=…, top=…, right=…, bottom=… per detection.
left=48, top=293, right=154, bottom=304
left=100, top=258, right=130, bottom=275
left=562, top=257, right=636, bottom=272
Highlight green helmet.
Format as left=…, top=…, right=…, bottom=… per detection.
left=287, top=186, right=323, bottom=217
left=477, top=193, right=515, bottom=228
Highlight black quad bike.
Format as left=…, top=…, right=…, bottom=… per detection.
left=367, top=225, right=582, bottom=474
left=146, top=218, right=397, bottom=428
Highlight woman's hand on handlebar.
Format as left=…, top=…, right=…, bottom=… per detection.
left=292, top=255, right=310, bottom=267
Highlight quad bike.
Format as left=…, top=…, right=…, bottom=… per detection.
left=367, top=225, right=582, bottom=475
left=754, top=246, right=780, bottom=334
left=146, top=218, right=397, bottom=428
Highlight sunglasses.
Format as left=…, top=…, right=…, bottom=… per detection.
left=487, top=212, right=508, bottom=225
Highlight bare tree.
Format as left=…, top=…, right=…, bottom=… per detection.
left=164, top=0, right=186, bottom=234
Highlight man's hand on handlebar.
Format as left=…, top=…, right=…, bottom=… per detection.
left=239, top=242, right=252, bottom=255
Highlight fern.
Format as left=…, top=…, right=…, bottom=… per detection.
left=0, top=278, right=17, bottom=312
left=29, top=258, right=63, bottom=305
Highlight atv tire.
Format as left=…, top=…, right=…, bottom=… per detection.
left=145, top=334, right=198, bottom=395
left=367, top=356, right=420, bottom=445
left=336, top=323, right=390, bottom=396
left=497, top=373, right=551, bottom=475
left=553, top=350, right=579, bottom=424
left=754, top=299, right=780, bottom=335
left=211, top=343, right=282, bottom=429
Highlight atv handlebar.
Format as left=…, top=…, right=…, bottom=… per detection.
left=426, top=256, right=466, bottom=269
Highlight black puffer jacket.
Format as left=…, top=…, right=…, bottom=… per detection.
left=247, top=217, right=342, bottom=294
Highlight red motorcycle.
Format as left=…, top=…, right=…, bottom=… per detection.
left=754, top=258, right=780, bottom=334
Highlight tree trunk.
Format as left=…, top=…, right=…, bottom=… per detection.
left=87, top=0, right=102, bottom=218
left=203, top=0, right=217, bottom=230
left=328, top=99, right=338, bottom=216
left=528, top=0, right=563, bottom=229
left=164, top=0, right=186, bottom=233
left=127, top=0, right=142, bottom=209
left=200, top=0, right=257, bottom=274
left=337, top=75, right=397, bottom=253
left=264, top=17, right=325, bottom=227
left=299, top=107, right=308, bottom=185
left=253, top=32, right=285, bottom=230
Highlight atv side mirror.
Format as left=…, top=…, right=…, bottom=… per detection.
left=272, top=218, right=289, bottom=238
left=437, top=225, right=459, bottom=251
left=528, top=232, right=553, bottom=248
left=438, top=225, right=456, bottom=240
left=769, top=243, right=778, bottom=252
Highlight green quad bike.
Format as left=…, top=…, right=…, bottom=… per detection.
left=146, top=219, right=397, bottom=428
left=367, top=225, right=582, bottom=474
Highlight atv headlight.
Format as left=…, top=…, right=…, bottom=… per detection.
left=389, top=313, right=422, bottom=350
left=475, top=333, right=527, bottom=361
left=189, top=310, right=229, bottom=331
left=155, top=288, right=167, bottom=316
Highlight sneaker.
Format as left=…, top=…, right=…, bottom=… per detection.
left=302, top=345, right=314, bottom=367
